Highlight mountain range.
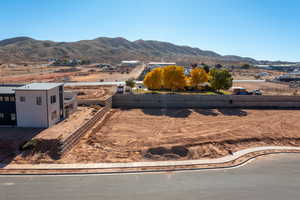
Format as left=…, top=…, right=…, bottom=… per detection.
left=0, top=36, right=286, bottom=65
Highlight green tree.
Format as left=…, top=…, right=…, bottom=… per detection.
left=125, top=78, right=136, bottom=89
left=209, top=68, right=233, bottom=91
left=202, top=64, right=210, bottom=73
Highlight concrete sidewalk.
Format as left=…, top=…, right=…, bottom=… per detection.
left=1, top=146, right=300, bottom=170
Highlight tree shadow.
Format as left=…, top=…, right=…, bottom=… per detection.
left=142, top=108, right=192, bottom=118
left=217, top=108, right=248, bottom=116
left=165, top=109, right=192, bottom=118
left=193, top=109, right=219, bottom=116
left=119, top=107, right=131, bottom=111
left=141, top=109, right=163, bottom=116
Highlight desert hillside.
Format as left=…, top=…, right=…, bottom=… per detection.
left=0, top=36, right=257, bottom=64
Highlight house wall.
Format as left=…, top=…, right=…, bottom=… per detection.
left=47, top=87, right=63, bottom=127
left=15, top=90, right=48, bottom=127
left=15, top=87, right=63, bottom=128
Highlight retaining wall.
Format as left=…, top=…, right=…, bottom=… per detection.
left=78, top=99, right=106, bottom=106
left=112, top=94, right=300, bottom=108
left=59, top=96, right=112, bottom=155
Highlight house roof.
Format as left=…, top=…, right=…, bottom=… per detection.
left=14, top=83, right=64, bottom=91
left=121, top=60, right=140, bottom=64
left=0, top=84, right=24, bottom=94
left=0, top=87, right=17, bottom=94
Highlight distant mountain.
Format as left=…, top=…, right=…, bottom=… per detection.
left=0, top=36, right=269, bottom=64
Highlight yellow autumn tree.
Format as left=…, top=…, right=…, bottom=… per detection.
left=162, top=65, right=186, bottom=90
left=143, top=68, right=163, bottom=90
left=185, top=76, right=192, bottom=88
left=190, top=67, right=209, bottom=89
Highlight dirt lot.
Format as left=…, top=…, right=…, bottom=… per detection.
left=69, top=64, right=145, bottom=82
left=231, top=68, right=283, bottom=80
left=6, top=108, right=300, bottom=164
left=11, top=108, right=292, bottom=164
left=65, top=86, right=115, bottom=100
left=232, top=81, right=295, bottom=95
left=0, top=64, right=145, bottom=83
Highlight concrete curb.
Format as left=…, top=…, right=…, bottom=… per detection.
left=1, top=151, right=300, bottom=176
left=1, top=146, right=300, bottom=171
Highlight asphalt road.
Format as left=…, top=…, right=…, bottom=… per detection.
left=1, top=153, right=300, bottom=200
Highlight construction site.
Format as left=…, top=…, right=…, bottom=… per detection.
left=2, top=63, right=300, bottom=166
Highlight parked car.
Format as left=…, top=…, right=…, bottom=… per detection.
left=232, top=87, right=248, bottom=95
left=233, top=87, right=262, bottom=95
left=251, top=89, right=262, bottom=95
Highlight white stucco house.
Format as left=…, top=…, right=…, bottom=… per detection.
left=0, top=83, right=77, bottom=128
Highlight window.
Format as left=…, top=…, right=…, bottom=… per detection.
left=0, top=113, right=4, bottom=119
left=10, top=96, right=15, bottom=102
left=50, top=95, right=56, bottom=104
left=36, top=96, right=42, bottom=105
left=11, top=113, right=16, bottom=121
left=4, top=96, right=9, bottom=102
left=20, top=96, right=26, bottom=102
left=0, top=96, right=3, bottom=101
left=51, top=110, right=57, bottom=120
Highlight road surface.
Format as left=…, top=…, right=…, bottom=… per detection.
left=1, top=153, right=300, bottom=200
left=65, top=79, right=266, bottom=86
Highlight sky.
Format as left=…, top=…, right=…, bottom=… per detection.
left=0, top=0, right=299, bottom=61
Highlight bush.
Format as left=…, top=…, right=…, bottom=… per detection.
left=20, top=139, right=40, bottom=151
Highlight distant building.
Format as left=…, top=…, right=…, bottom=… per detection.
left=148, top=62, right=176, bottom=70
left=121, top=60, right=140, bottom=67
left=0, top=83, right=77, bottom=127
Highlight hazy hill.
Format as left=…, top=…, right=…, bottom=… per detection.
left=0, top=36, right=259, bottom=64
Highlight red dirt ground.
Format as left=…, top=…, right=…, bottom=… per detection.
left=8, top=108, right=300, bottom=164
left=10, top=108, right=300, bottom=164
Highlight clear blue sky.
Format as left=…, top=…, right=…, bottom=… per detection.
left=1, top=0, right=299, bottom=61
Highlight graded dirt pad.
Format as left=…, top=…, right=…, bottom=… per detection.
left=8, top=108, right=300, bottom=164
left=57, top=108, right=300, bottom=163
